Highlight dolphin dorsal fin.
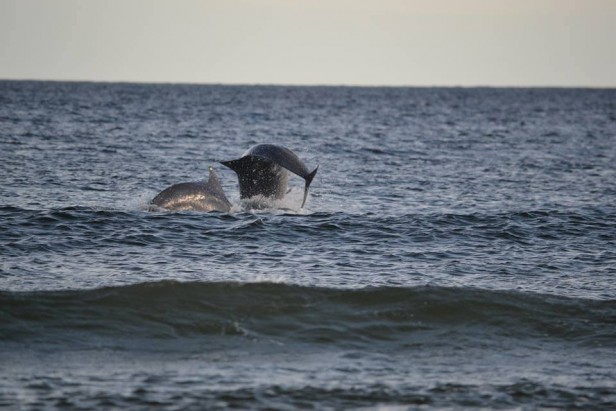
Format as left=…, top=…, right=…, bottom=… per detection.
left=205, top=166, right=226, bottom=196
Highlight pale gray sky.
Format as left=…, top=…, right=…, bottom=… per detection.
left=1, top=0, right=615, bottom=87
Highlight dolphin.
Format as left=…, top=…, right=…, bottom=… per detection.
left=220, top=143, right=318, bottom=208
left=151, top=166, right=231, bottom=212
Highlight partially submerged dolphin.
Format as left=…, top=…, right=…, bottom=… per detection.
left=151, top=166, right=231, bottom=212
left=220, top=144, right=318, bottom=208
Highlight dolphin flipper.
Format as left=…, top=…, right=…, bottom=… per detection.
left=302, top=165, right=319, bottom=208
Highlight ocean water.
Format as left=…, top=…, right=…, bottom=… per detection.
left=1, top=81, right=615, bottom=410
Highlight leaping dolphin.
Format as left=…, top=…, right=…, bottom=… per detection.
left=151, top=166, right=231, bottom=212
left=220, top=144, right=318, bottom=208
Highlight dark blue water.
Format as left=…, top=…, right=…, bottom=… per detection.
left=1, top=81, right=615, bottom=410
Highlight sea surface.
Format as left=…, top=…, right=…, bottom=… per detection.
left=1, top=81, right=615, bottom=410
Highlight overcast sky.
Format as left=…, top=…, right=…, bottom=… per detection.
left=1, top=0, right=615, bottom=87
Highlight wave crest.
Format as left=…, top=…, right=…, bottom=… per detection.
left=2, top=281, right=613, bottom=350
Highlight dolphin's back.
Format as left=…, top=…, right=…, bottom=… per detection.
left=151, top=168, right=231, bottom=212
left=246, top=144, right=311, bottom=178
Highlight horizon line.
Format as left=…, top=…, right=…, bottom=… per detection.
left=1, top=77, right=615, bottom=90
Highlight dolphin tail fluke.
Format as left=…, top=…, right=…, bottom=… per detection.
left=301, top=165, right=319, bottom=208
